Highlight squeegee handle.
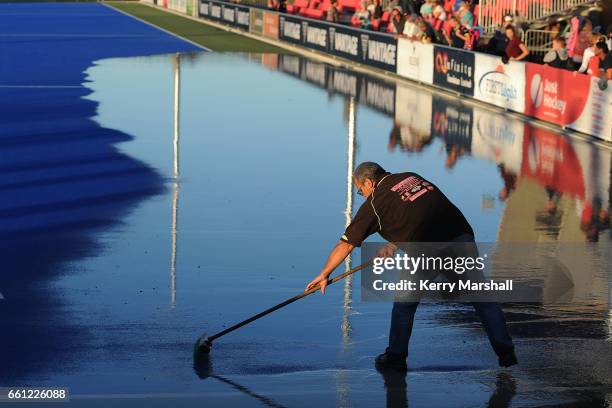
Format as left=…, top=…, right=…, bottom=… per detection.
left=207, top=259, right=374, bottom=342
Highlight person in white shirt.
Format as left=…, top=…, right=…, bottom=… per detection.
left=432, top=0, right=446, bottom=21
left=578, top=34, right=604, bottom=73
left=401, top=14, right=423, bottom=40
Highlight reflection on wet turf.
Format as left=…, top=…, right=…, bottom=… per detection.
left=3, top=49, right=610, bottom=406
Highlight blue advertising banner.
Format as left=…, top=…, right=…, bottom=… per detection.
left=276, top=55, right=395, bottom=116
left=301, top=19, right=329, bottom=52
left=208, top=1, right=222, bottom=20
left=328, top=25, right=396, bottom=71
left=200, top=0, right=249, bottom=29
left=198, top=0, right=210, bottom=17
left=235, top=5, right=250, bottom=30
left=433, top=45, right=475, bottom=96
left=203, top=2, right=396, bottom=71
left=357, top=30, right=397, bottom=71
left=278, top=15, right=303, bottom=46
left=327, top=24, right=361, bottom=62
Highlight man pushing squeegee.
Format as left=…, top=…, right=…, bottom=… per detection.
left=196, top=162, right=517, bottom=371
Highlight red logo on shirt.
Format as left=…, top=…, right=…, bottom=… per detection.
left=391, top=176, right=435, bottom=202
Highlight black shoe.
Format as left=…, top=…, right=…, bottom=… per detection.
left=375, top=351, right=407, bottom=372
left=498, top=350, right=518, bottom=368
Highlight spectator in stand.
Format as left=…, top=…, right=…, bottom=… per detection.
left=486, top=15, right=513, bottom=56
left=543, top=36, right=569, bottom=69
left=504, top=25, right=529, bottom=62
left=400, top=14, right=423, bottom=40
left=389, top=8, right=406, bottom=34
left=268, top=0, right=286, bottom=11
left=578, top=34, right=604, bottom=74
left=367, top=0, right=383, bottom=19
left=451, top=0, right=461, bottom=13
left=354, top=0, right=372, bottom=28
left=457, top=1, right=474, bottom=28
left=443, top=17, right=465, bottom=48
left=420, top=0, right=433, bottom=19
left=430, top=0, right=446, bottom=31
left=606, top=25, right=612, bottom=51
left=327, top=0, right=339, bottom=22
left=546, top=18, right=562, bottom=40
left=402, top=0, right=420, bottom=15
left=455, top=26, right=475, bottom=50
left=418, top=19, right=437, bottom=43
left=593, top=40, right=611, bottom=80
left=568, top=17, right=593, bottom=69
left=443, top=0, right=454, bottom=14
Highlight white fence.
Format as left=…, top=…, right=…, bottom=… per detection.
left=477, top=0, right=592, bottom=33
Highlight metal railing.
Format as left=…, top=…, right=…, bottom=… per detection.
left=477, top=0, right=592, bottom=33
left=523, top=29, right=558, bottom=60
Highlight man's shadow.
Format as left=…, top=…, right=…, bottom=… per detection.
left=377, top=368, right=517, bottom=408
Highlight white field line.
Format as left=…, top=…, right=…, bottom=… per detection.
left=100, top=2, right=211, bottom=51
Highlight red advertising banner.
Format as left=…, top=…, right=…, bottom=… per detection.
left=524, top=63, right=590, bottom=127
left=521, top=125, right=585, bottom=199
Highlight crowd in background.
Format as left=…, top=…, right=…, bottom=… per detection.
left=381, top=0, right=609, bottom=79
left=539, top=16, right=612, bottom=80
left=267, top=0, right=611, bottom=80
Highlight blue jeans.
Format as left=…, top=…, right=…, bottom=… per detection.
left=387, top=300, right=515, bottom=357
left=387, top=235, right=515, bottom=357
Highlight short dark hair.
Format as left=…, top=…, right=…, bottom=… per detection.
left=354, top=162, right=387, bottom=184
left=595, top=39, right=609, bottom=54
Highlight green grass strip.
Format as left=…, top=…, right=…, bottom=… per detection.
left=107, top=2, right=289, bottom=53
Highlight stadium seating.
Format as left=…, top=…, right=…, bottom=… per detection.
left=300, top=0, right=329, bottom=19
left=337, top=0, right=362, bottom=13
left=302, top=6, right=326, bottom=19
left=286, top=0, right=309, bottom=15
